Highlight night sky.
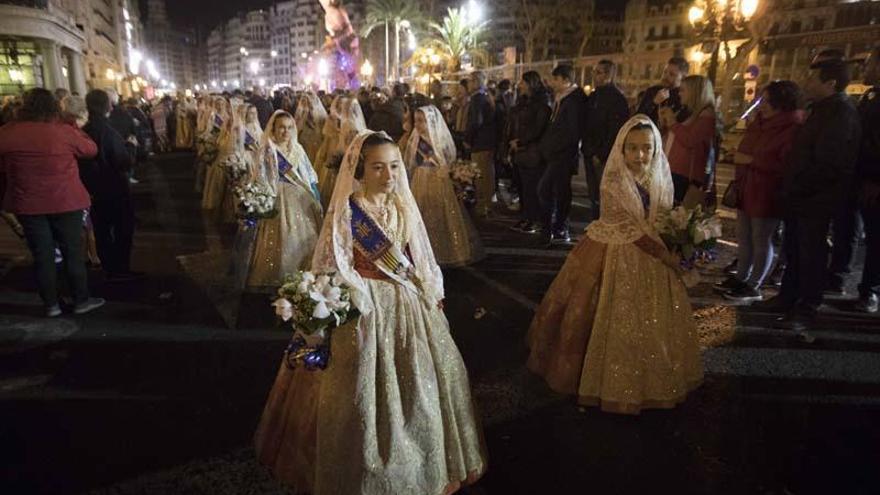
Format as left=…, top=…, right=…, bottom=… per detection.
left=144, top=0, right=627, bottom=33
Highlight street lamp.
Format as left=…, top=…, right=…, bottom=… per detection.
left=360, top=60, right=374, bottom=82
left=688, top=0, right=759, bottom=85
left=249, top=60, right=260, bottom=75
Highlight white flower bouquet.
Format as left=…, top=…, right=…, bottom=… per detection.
left=234, top=181, right=277, bottom=227
left=449, top=159, right=482, bottom=206
left=272, top=271, right=360, bottom=370
left=655, top=204, right=723, bottom=286
left=222, top=152, right=250, bottom=183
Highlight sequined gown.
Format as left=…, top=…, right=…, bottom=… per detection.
left=298, top=121, right=324, bottom=165
left=201, top=133, right=233, bottom=218
left=527, top=184, right=703, bottom=414
left=409, top=146, right=485, bottom=267
left=246, top=149, right=323, bottom=289
left=255, top=193, right=486, bottom=495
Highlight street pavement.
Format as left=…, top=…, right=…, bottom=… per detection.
left=1, top=152, right=879, bottom=495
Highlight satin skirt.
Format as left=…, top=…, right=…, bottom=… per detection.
left=299, top=126, right=323, bottom=165
left=245, top=181, right=321, bottom=289
left=316, top=166, right=338, bottom=211
left=527, top=238, right=704, bottom=414
left=255, top=278, right=487, bottom=495
left=411, top=166, right=485, bottom=267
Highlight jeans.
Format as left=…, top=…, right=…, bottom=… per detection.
left=538, top=159, right=574, bottom=233
left=779, top=214, right=833, bottom=312
left=516, top=164, right=544, bottom=223
left=859, top=205, right=880, bottom=298
left=17, top=210, right=90, bottom=307
left=471, top=150, right=495, bottom=216
left=91, top=195, right=135, bottom=274
left=736, top=212, right=780, bottom=288
left=827, top=198, right=863, bottom=288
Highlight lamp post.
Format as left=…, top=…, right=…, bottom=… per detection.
left=688, top=0, right=758, bottom=85
left=360, top=60, right=374, bottom=86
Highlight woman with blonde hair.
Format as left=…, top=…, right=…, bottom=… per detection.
left=659, top=74, right=720, bottom=204
left=202, top=97, right=235, bottom=220
left=295, top=92, right=328, bottom=164
left=317, top=96, right=366, bottom=209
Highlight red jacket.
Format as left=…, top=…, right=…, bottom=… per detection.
left=737, top=110, right=804, bottom=218
left=667, top=114, right=716, bottom=185
left=0, top=120, right=97, bottom=215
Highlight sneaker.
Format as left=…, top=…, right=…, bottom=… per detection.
left=129, top=177, right=140, bottom=185
left=521, top=222, right=541, bottom=235
left=45, top=304, right=62, bottom=318
left=73, top=297, right=105, bottom=315
left=713, top=276, right=745, bottom=294
left=724, top=285, right=764, bottom=303
left=549, top=230, right=572, bottom=246
left=823, top=282, right=846, bottom=297
left=509, top=220, right=529, bottom=233
left=773, top=309, right=815, bottom=332
left=767, top=263, right=785, bottom=288
left=853, top=293, right=879, bottom=314
left=723, top=259, right=738, bottom=276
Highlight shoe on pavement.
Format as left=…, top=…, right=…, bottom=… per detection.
left=853, top=293, right=879, bottom=314
left=823, top=283, right=846, bottom=297
left=724, top=285, right=764, bottom=303
left=549, top=230, right=572, bottom=246
left=773, top=310, right=815, bottom=332
left=45, top=304, right=62, bottom=318
left=129, top=177, right=140, bottom=184
left=509, top=220, right=529, bottom=233
left=73, top=297, right=105, bottom=315
left=766, top=263, right=785, bottom=288
left=521, top=222, right=541, bottom=235
left=751, top=295, right=794, bottom=313
left=723, top=259, right=738, bottom=276
left=713, top=276, right=745, bottom=294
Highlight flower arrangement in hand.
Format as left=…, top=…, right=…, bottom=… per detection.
left=449, top=159, right=482, bottom=207
left=234, top=181, right=277, bottom=229
left=272, top=271, right=360, bottom=370
left=223, top=152, right=250, bottom=184
left=654, top=204, right=723, bottom=286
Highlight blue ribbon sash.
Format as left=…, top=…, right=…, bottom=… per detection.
left=213, top=114, right=224, bottom=130
left=349, top=197, right=420, bottom=293
left=244, top=131, right=256, bottom=149
left=415, top=138, right=434, bottom=167
left=277, top=150, right=321, bottom=204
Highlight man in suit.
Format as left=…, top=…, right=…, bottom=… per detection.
left=582, top=60, right=630, bottom=221
left=538, top=64, right=588, bottom=245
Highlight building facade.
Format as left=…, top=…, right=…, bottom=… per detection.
left=0, top=0, right=88, bottom=96
left=144, top=0, right=204, bottom=90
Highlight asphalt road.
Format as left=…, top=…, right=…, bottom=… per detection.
left=1, top=152, right=879, bottom=495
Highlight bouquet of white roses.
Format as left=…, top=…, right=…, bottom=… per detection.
left=234, top=181, right=277, bottom=228
left=654, top=204, right=723, bottom=285
left=449, top=159, right=482, bottom=206
left=222, top=152, right=250, bottom=183
left=272, top=271, right=359, bottom=370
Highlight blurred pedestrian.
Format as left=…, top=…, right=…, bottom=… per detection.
left=582, top=60, right=630, bottom=220
left=509, top=71, right=552, bottom=235
left=464, top=71, right=498, bottom=218
left=635, top=56, right=689, bottom=130
left=758, top=59, right=861, bottom=331
left=719, top=81, right=804, bottom=303
left=82, top=90, right=141, bottom=282
left=538, top=64, right=587, bottom=245
left=854, top=46, right=880, bottom=313
left=0, top=88, right=104, bottom=316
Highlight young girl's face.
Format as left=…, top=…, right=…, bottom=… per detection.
left=623, top=127, right=655, bottom=178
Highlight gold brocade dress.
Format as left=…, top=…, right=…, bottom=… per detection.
left=201, top=135, right=232, bottom=217
left=245, top=153, right=322, bottom=289
left=410, top=157, right=485, bottom=267
left=255, top=194, right=486, bottom=495
left=527, top=190, right=703, bottom=414
left=298, top=121, right=324, bottom=165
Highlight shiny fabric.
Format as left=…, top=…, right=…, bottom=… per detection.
left=316, top=97, right=366, bottom=210
left=528, top=116, right=703, bottom=414
left=175, top=99, right=197, bottom=149
left=295, top=92, right=328, bottom=165
left=404, top=106, right=484, bottom=267
left=201, top=100, right=233, bottom=214
left=255, top=193, right=486, bottom=494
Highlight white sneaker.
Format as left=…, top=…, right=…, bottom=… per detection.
left=46, top=304, right=62, bottom=318
left=129, top=177, right=140, bottom=184
left=74, top=297, right=105, bottom=315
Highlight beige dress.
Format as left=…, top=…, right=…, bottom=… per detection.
left=246, top=143, right=323, bottom=289
left=298, top=120, right=324, bottom=165
left=255, top=194, right=486, bottom=495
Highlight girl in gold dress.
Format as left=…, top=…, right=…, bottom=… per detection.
left=316, top=96, right=366, bottom=209
left=255, top=130, right=486, bottom=494
left=295, top=92, right=328, bottom=164
left=201, top=97, right=233, bottom=213
left=403, top=105, right=485, bottom=267
left=311, top=95, right=342, bottom=189
left=527, top=115, right=703, bottom=415
left=245, top=110, right=323, bottom=289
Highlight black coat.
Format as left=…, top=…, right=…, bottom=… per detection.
left=108, top=105, right=136, bottom=140
left=513, top=90, right=552, bottom=147
left=783, top=92, right=862, bottom=217
left=582, top=84, right=630, bottom=164
left=540, top=87, right=588, bottom=165
left=858, top=86, right=880, bottom=183
left=634, top=85, right=684, bottom=125
left=249, top=96, right=275, bottom=129
left=464, top=90, right=497, bottom=152
left=80, top=115, right=132, bottom=199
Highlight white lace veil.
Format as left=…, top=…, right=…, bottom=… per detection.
left=585, top=114, right=673, bottom=244
left=311, top=130, right=445, bottom=315
left=259, top=110, right=318, bottom=193
left=295, top=92, right=328, bottom=132
left=403, top=105, right=457, bottom=175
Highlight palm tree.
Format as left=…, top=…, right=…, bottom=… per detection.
left=361, top=0, right=425, bottom=83
left=428, top=7, right=490, bottom=73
